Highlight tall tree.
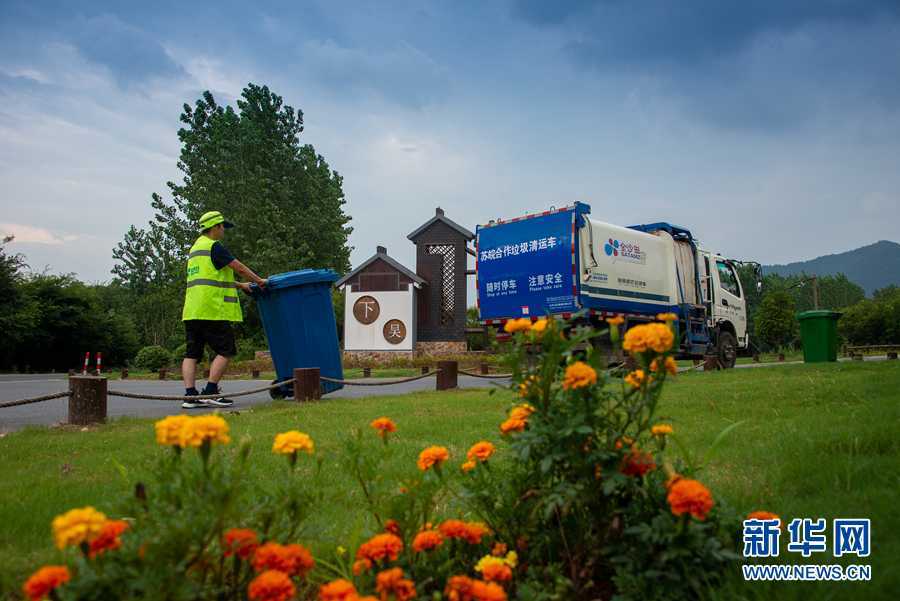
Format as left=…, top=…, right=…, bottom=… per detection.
left=113, top=83, right=353, bottom=347
left=754, top=289, right=798, bottom=350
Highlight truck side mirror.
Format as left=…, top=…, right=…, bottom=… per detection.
left=756, top=280, right=762, bottom=293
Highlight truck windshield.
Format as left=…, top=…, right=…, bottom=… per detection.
left=716, top=261, right=741, bottom=297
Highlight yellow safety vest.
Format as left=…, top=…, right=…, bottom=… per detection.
left=182, top=235, right=243, bottom=322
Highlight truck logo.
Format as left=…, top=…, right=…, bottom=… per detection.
left=604, top=238, right=646, bottom=265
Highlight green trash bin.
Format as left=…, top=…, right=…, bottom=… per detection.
left=797, top=310, right=842, bottom=363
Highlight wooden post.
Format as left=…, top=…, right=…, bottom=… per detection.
left=121, top=368, right=129, bottom=379
left=752, top=353, right=760, bottom=363
left=703, top=355, right=719, bottom=372
left=68, top=376, right=107, bottom=425
left=436, top=360, right=458, bottom=390
left=158, top=368, right=167, bottom=380
left=421, top=366, right=429, bottom=375
left=293, top=367, right=321, bottom=401
left=363, top=367, right=371, bottom=378
left=887, top=351, right=898, bottom=360
left=251, top=368, right=260, bottom=379
left=479, top=361, right=489, bottom=375
left=778, top=353, right=785, bottom=362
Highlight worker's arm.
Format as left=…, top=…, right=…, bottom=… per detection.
left=229, top=259, right=267, bottom=290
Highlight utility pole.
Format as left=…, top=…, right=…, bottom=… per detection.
left=811, top=275, right=819, bottom=310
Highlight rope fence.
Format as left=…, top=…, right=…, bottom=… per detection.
left=457, top=369, right=513, bottom=379
left=321, top=370, right=440, bottom=386
left=107, top=380, right=295, bottom=402
left=0, top=391, right=69, bottom=410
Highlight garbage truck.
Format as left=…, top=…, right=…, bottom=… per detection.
left=475, top=202, right=760, bottom=368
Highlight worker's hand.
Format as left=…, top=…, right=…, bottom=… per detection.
left=236, top=282, right=252, bottom=294
left=256, top=278, right=268, bottom=288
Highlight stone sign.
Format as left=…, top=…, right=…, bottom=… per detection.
left=353, top=295, right=380, bottom=324
left=382, top=319, right=407, bottom=344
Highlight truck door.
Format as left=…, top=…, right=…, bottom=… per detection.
left=713, top=259, right=747, bottom=344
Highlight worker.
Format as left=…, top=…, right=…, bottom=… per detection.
left=181, top=210, right=267, bottom=408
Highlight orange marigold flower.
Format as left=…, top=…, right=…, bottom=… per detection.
left=622, top=323, right=674, bottom=354
left=252, top=542, right=315, bottom=577
left=356, top=533, right=404, bottom=563
left=491, top=542, right=508, bottom=557
left=376, top=567, right=417, bottom=601
left=651, top=424, right=674, bottom=436
left=650, top=356, right=678, bottom=376
left=620, top=448, right=656, bottom=477
left=466, top=441, right=496, bottom=463
left=667, top=478, right=714, bottom=521
left=624, top=369, right=647, bottom=388
left=223, top=528, right=259, bottom=559
left=499, top=418, right=526, bottom=434
left=319, top=578, right=358, bottom=601
left=178, top=414, right=231, bottom=448
left=370, top=417, right=397, bottom=438
left=248, top=570, right=295, bottom=601
left=462, top=522, right=491, bottom=545
left=481, top=563, right=512, bottom=583
left=384, top=519, right=401, bottom=535
left=445, top=575, right=474, bottom=601
left=272, top=431, right=314, bottom=455
left=503, top=318, right=532, bottom=333
left=747, top=511, right=781, bottom=525
left=606, top=315, right=625, bottom=326
left=530, top=318, right=549, bottom=334
left=353, top=558, right=372, bottom=575
left=657, top=312, right=678, bottom=322
left=439, top=519, right=468, bottom=539
left=52, top=506, right=107, bottom=549
left=88, top=519, right=129, bottom=558
left=22, top=566, right=70, bottom=601
left=470, top=579, right=507, bottom=601
left=562, top=361, right=597, bottom=390
left=508, top=404, right=535, bottom=421
left=517, top=376, right=538, bottom=398
left=417, top=446, right=450, bottom=471
left=461, top=460, right=477, bottom=473
left=412, top=529, right=444, bottom=552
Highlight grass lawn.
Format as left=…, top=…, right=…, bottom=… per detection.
left=1, top=361, right=898, bottom=599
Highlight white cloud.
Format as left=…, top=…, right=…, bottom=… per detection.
left=0, top=223, right=79, bottom=245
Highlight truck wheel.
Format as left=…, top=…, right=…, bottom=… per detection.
left=717, top=332, right=737, bottom=369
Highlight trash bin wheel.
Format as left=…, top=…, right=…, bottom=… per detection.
left=269, top=379, right=285, bottom=400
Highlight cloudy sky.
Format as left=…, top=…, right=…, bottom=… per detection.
left=2, top=0, right=899, bottom=284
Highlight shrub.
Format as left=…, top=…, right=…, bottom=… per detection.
left=22, top=316, right=745, bottom=600
left=133, top=345, right=172, bottom=371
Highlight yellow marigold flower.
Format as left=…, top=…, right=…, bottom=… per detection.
left=503, top=318, right=532, bottom=333
left=52, top=506, right=108, bottom=549
left=466, top=441, right=496, bottom=462
left=657, top=312, right=678, bottom=322
left=461, top=460, right=477, bottom=473
left=272, top=431, right=314, bottom=455
left=606, top=315, right=625, bottom=326
left=370, top=417, right=397, bottom=438
left=624, top=369, right=647, bottom=388
left=667, top=478, right=714, bottom=521
left=531, top=318, right=549, bottom=334
left=22, top=566, right=70, bottom=601
left=475, top=555, right=513, bottom=582
left=562, top=361, right=597, bottom=390
left=504, top=550, right=518, bottom=568
left=155, top=414, right=190, bottom=446
left=650, top=356, right=678, bottom=375
left=651, top=424, right=674, bottom=436
left=509, top=403, right=535, bottom=421
left=622, top=323, right=674, bottom=354
left=417, top=445, right=450, bottom=471
left=517, top=375, right=538, bottom=398
left=178, top=414, right=230, bottom=448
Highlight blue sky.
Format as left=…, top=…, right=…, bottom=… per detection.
left=2, top=0, right=899, bottom=284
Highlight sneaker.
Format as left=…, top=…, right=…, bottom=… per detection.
left=181, top=394, right=209, bottom=409
left=203, top=384, right=234, bottom=407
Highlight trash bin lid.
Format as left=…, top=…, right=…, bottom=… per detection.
left=266, top=269, right=339, bottom=290
left=797, top=310, right=842, bottom=320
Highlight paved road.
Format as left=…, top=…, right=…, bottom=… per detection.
left=0, top=374, right=511, bottom=433
left=1, top=355, right=893, bottom=433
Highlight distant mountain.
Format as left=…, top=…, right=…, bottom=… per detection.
left=763, top=240, right=900, bottom=296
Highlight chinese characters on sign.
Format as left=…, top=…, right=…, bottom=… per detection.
left=484, top=279, right=518, bottom=297
left=382, top=319, right=407, bottom=344
left=352, top=296, right=380, bottom=324
left=742, top=518, right=871, bottom=559
left=479, top=236, right=560, bottom=262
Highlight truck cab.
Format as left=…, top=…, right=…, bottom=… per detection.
left=698, top=251, right=749, bottom=366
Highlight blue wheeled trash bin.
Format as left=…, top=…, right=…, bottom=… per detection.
left=251, top=269, right=343, bottom=398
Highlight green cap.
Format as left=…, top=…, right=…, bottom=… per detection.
left=198, top=211, right=234, bottom=231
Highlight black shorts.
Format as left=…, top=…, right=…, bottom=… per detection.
left=184, top=320, right=237, bottom=359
